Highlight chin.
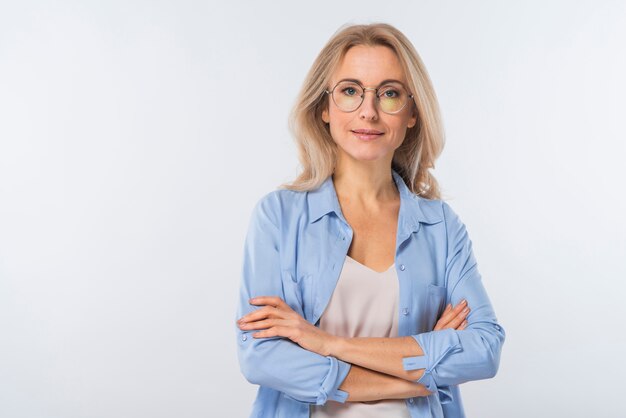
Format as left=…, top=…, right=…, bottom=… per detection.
left=335, top=140, right=394, bottom=162
left=344, top=149, right=390, bottom=162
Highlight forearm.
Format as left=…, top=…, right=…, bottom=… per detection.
left=336, top=363, right=431, bottom=402
left=329, top=336, right=425, bottom=382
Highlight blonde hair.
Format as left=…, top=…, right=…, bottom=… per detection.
left=279, top=22, right=446, bottom=199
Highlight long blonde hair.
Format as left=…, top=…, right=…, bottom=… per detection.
left=279, top=22, right=446, bottom=199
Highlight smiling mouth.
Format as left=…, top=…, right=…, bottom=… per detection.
left=351, top=130, right=383, bottom=140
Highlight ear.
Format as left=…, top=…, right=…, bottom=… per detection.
left=322, top=107, right=330, bottom=124
left=407, top=105, right=418, bottom=129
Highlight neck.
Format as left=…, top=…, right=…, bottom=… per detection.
left=332, top=157, right=398, bottom=205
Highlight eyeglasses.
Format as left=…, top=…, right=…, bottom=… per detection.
left=324, top=80, right=414, bottom=114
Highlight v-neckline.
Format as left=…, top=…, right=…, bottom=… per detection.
left=345, top=255, right=395, bottom=274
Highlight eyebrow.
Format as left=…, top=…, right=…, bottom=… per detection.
left=337, top=78, right=406, bottom=87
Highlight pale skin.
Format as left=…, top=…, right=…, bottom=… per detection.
left=237, top=297, right=470, bottom=401
left=238, top=45, right=471, bottom=402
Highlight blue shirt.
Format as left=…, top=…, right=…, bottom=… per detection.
left=235, top=168, right=505, bottom=418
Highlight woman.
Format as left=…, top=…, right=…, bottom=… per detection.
left=235, top=23, right=505, bottom=418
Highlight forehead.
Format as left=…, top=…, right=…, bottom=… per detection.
left=331, top=45, right=407, bottom=85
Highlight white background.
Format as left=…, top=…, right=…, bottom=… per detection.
left=1, top=1, right=625, bottom=417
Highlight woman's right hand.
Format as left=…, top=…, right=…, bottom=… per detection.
left=434, top=300, right=470, bottom=331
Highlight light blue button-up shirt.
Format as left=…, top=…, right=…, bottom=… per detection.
left=235, top=169, right=505, bottom=418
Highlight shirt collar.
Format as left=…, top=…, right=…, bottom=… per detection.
left=307, top=168, right=443, bottom=232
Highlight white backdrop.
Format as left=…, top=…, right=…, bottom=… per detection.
left=1, top=1, right=625, bottom=417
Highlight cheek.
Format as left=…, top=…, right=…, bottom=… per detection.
left=328, top=113, right=351, bottom=136
left=329, top=109, right=350, bottom=125
left=329, top=125, right=346, bottom=145
left=388, top=127, right=410, bottom=148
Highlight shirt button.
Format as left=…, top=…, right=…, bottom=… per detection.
left=408, top=398, right=414, bottom=404
left=402, top=308, right=409, bottom=315
left=495, top=325, right=501, bottom=331
left=241, top=334, right=247, bottom=341
left=400, top=264, right=405, bottom=271
left=342, top=236, right=345, bottom=241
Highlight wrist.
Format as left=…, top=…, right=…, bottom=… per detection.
left=328, top=335, right=346, bottom=358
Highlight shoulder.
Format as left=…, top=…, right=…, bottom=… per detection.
left=417, top=197, right=461, bottom=221
left=255, top=188, right=306, bottom=213
left=251, top=188, right=307, bottom=227
left=415, top=195, right=447, bottom=222
left=413, top=196, right=467, bottom=238
left=408, top=194, right=460, bottom=225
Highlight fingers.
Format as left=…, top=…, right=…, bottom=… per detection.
left=434, top=300, right=470, bottom=331
left=252, top=325, right=290, bottom=339
left=238, top=305, right=280, bottom=324
left=238, top=318, right=289, bottom=331
left=433, top=303, right=452, bottom=331
left=238, top=296, right=289, bottom=324
left=435, top=302, right=464, bottom=331
left=249, top=296, right=287, bottom=309
left=446, top=303, right=470, bottom=330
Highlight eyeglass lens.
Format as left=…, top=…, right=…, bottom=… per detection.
left=331, top=81, right=409, bottom=113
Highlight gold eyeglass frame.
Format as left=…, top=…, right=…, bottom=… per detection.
left=324, top=80, right=415, bottom=114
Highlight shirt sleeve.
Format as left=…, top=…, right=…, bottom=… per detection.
left=402, top=201, right=506, bottom=404
left=235, top=193, right=352, bottom=405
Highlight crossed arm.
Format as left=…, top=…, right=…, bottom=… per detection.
left=336, top=363, right=428, bottom=402
left=237, top=297, right=470, bottom=402
left=237, top=197, right=503, bottom=405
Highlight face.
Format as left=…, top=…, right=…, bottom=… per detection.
left=322, top=45, right=418, bottom=164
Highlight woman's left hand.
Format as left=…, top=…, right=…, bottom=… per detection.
left=237, top=296, right=339, bottom=357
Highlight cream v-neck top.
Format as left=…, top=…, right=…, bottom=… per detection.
left=309, top=255, right=411, bottom=418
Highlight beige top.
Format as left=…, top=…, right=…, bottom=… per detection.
left=310, top=255, right=411, bottom=418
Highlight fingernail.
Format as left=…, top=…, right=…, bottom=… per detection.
left=461, top=299, right=467, bottom=305
left=462, top=307, right=469, bottom=314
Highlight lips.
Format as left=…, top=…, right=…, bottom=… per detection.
left=352, top=129, right=383, bottom=135
left=351, top=129, right=383, bottom=141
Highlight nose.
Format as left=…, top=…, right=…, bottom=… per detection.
left=358, top=88, right=379, bottom=121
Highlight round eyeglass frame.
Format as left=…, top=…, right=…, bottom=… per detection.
left=324, top=80, right=415, bottom=114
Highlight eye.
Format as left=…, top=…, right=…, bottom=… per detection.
left=341, top=87, right=358, bottom=96
left=381, top=88, right=400, bottom=98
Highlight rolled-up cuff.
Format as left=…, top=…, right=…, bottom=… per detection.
left=315, top=357, right=352, bottom=405
left=403, top=328, right=462, bottom=404
left=416, top=371, right=454, bottom=404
